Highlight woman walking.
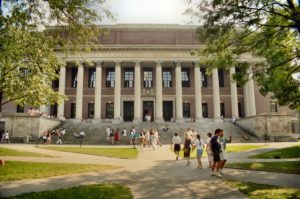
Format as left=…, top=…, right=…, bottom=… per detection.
left=183, top=133, right=192, bottom=166
left=205, top=132, right=213, bottom=168
left=194, top=134, right=205, bottom=169
left=172, top=132, right=181, bottom=160
left=150, top=130, right=157, bottom=150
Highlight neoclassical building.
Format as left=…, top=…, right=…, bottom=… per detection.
left=1, top=24, right=295, bottom=122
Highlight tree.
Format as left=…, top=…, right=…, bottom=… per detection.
left=186, top=0, right=300, bottom=112
left=0, top=0, right=113, bottom=111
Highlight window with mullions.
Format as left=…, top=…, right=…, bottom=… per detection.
left=183, top=103, right=191, bottom=118
left=163, top=69, right=172, bottom=88
left=88, top=103, right=94, bottom=118
left=16, top=105, right=24, bottom=113
left=220, top=102, right=225, bottom=117
left=106, top=68, right=115, bottom=88
left=200, top=67, right=208, bottom=87
left=144, top=69, right=153, bottom=88
left=124, top=68, right=134, bottom=88
left=71, top=68, right=78, bottom=88
left=181, top=68, right=190, bottom=87
left=218, top=68, right=224, bottom=87
left=70, top=103, right=76, bottom=118
left=106, top=103, right=114, bottom=119
left=88, top=68, right=96, bottom=88
left=202, top=103, right=208, bottom=118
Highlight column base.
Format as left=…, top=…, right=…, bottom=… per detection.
left=214, top=117, right=224, bottom=122
left=155, top=118, right=164, bottom=123
left=112, top=118, right=123, bottom=124
left=176, top=118, right=185, bottom=123
left=195, top=117, right=204, bottom=123
left=133, top=118, right=142, bottom=124
left=92, top=119, right=102, bottom=124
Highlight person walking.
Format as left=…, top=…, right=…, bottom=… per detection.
left=210, top=129, right=222, bottom=178
left=106, top=126, right=111, bottom=144
left=194, top=134, right=205, bottom=169
left=56, top=131, right=63, bottom=144
left=183, top=133, right=192, bottom=166
left=219, top=130, right=232, bottom=174
left=4, top=131, right=9, bottom=144
left=172, top=132, right=181, bottom=160
left=150, top=130, right=157, bottom=150
left=205, top=132, right=213, bottom=168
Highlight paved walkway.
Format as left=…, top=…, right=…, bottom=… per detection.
left=0, top=143, right=299, bottom=198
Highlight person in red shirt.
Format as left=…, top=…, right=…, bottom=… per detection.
left=114, top=129, right=120, bottom=144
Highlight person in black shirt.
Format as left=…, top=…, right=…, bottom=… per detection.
left=210, top=128, right=222, bottom=178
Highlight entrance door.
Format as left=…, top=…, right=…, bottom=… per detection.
left=143, top=101, right=154, bottom=121
left=163, top=101, right=173, bottom=121
left=123, top=101, right=134, bottom=121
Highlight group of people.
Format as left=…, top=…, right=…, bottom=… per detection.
left=0, top=131, right=10, bottom=144
left=172, top=128, right=231, bottom=178
left=42, top=128, right=66, bottom=144
left=105, top=126, right=162, bottom=149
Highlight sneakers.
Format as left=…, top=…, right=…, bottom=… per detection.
left=211, top=171, right=223, bottom=178
left=219, top=169, right=224, bottom=175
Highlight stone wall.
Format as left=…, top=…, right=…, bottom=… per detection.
left=0, top=115, right=61, bottom=138
left=236, top=114, right=298, bottom=139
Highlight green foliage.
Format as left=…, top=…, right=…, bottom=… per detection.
left=225, top=180, right=300, bottom=199
left=226, top=161, right=300, bottom=174
left=39, top=146, right=139, bottom=159
left=0, top=147, right=53, bottom=157
left=0, top=161, right=120, bottom=181
left=0, top=0, right=113, bottom=108
left=249, top=145, right=300, bottom=159
left=5, top=183, right=133, bottom=199
left=187, top=0, right=300, bottom=111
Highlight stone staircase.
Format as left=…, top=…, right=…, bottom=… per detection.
left=57, top=119, right=260, bottom=145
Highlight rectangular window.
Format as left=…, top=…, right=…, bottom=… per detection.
left=163, top=69, right=172, bottom=88
left=16, top=105, right=24, bottom=113
left=88, top=103, right=94, bottom=118
left=106, top=68, right=115, bottom=88
left=70, top=103, right=76, bottom=118
left=88, top=68, right=96, bottom=88
left=50, top=104, right=57, bottom=117
left=71, top=68, right=78, bottom=88
left=218, top=68, right=224, bottom=87
left=202, top=103, right=208, bottom=118
left=200, top=67, right=208, bottom=87
left=124, top=68, right=134, bottom=88
left=220, top=102, right=225, bottom=117
left=144, top=69, right=153, bottom=88
left=238, top=102, right=243, bottom=118
left=181, top=68, right=190, bottom=87
left=235, top=67, right=242, bottom=87
left=183, top=103, right=191, bottom=118
left=106, top=103, right=114, bottom=119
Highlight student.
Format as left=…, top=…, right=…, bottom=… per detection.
left=106, top=126, right=111, bottom=144
left=4, top=131, right=9, bottom=144
left=194, top=134, right=205, bottom=169
left=114, top=129, right=120, bottom=144
left=122, top=127, right=127, bottom=136
left=56, top=132, right=63, bottom=144
left=150, top=130, right=157, bottom=150
left=183, top=133, right=192, bottom=166
left=210, top=129, right=222, bottom=178
left=172, top=132, right=181, bottom=160
left=205, top=132, right=213, bottom=168
left=219, top=130, right=232, bottom=174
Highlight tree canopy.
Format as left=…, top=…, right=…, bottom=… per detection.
left=186, top=0, right=300, bottom=112
left=0, top=0, right=112, bottom=111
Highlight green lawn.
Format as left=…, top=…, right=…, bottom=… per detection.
left=177, top=145, right=264, bottom=159
left=0, top=147, right=53, bottom=157
left=4, top=183, right=133, bottom=199
left=39, top=146, right=138, bottom=159
left=226, top=161, right=300, bottom=174
left=0, top=161, right=120, bottom=182
left=250, top=145, right=300, bottom=159
left=225, top=180, right=300, bottom=199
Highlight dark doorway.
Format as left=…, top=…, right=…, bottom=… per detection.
left=123, top=101, right=134, bottom=121
left=163, top=101, right=173, bottom=121
left=143, top=101, right=154, bottom=121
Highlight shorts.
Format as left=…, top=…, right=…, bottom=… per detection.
left=220, top=151, right=227, bottom=160
left=213, top=150, right=221, bottom=162
left=174, top=144, right=181, bottom=152
left=196, top=149, right=203, bottom=158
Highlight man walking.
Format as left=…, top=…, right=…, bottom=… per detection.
left=219, top=130, right=232, bottom=174
left=210, top=129, right=222, bottom=178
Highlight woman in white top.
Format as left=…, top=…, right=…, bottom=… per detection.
left=172, top=132, right=181, bottom=160
left=205, top=132, right=213, bottom=168
left=194, top=134, right=205, bottom=169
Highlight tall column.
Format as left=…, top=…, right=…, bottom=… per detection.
left=212, top=68, right=221, bottom=119
left=94, top=61, right=102, bottom=120
left=230, top=67, right=239, bottom=118
left=247, top=68, right=256, bottom=116
left=57, top=65, right=66, bottom=117
left=175, top=61, right=183, bottom=122
left=155, top=61, right=163, bottom=122
left=243, top=84, right=249, bottom=117
left=114, top=61, right=121, bottom=121
left=194, top=64, right=203, bottom=121
left=75, top=63, right=84, bottom=119
left=133, top=61, right=141, bottom=123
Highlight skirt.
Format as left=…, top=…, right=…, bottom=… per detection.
left=183, top=149, right=191, bottom=158
left=174, top=144, right=181, bottom=152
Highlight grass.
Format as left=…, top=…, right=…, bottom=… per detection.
left=4, top=183, right=133, bottom=199
left=39, top=146, right=138, bottom=159
left=249, top=145, right=300, bottom=159
left=225, top=161, right=300, bottom=174
left=0, top=161, right=120, bottom=182
left=225, top=180, right=300, bottom=199
left=176, top=144, right=264, bottom=159
left=0, top=147, right=53, bottom=157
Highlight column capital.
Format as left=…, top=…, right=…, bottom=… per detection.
left=174, top=61, right=181, bottom=67
left=135, top=60, right=141, bottom=66
left=114, top=61, right=122, bottom=66
left=94, top=61, right=103, bottom=66
left=155, top=60, right=163, bottom=65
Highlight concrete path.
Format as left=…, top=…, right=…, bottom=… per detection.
left=0, top=142, right=299, bottom=198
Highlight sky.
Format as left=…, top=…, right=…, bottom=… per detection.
left=103, top=0, right=192, bottom=24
